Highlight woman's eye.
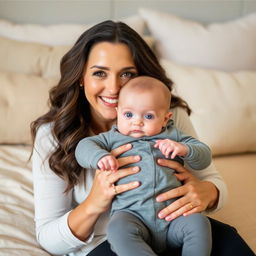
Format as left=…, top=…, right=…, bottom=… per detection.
left=121, top=72, right=137, bottom=79
left=144, top=114, right=154, bottom=120
left=93, top=71, right=106, bottom=78
left=124, top=112, right=133, bottom=119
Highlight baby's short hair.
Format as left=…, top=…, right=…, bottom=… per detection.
left=119, top=76, right=171, bottom=110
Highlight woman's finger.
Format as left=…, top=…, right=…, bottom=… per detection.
left=111, top=143, right=141, bottom=168
left=157, top=189, right=203, bottom=220
left=157, top=194, right=188, bottom=218
left=107, top=166, right=140, bottom=184
left=117, top=155, right=140, bottom=168
left=157, top=158, right=187, bottom=173
left=165, top=205, right=202, bottom=221
left=156, top=185, right=187, bottom=202
left=182, top=206, right=200, bottom=217
left=111, top=143, right=132, bottom=157
left=174, top=171, right=192, bottom=182
left=114, top=181, right=140, bottom=195
left=158, top=158, right=195, bottom=182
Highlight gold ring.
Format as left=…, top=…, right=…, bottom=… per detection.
left=189, top=203, right=193, bottom=209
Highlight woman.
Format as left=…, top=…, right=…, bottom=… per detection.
left=31, top=20, right=254, bottom=256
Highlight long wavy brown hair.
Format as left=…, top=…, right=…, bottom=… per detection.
left=31, top=20, right=191, bottom=192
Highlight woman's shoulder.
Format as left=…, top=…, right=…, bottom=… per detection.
left=36, top=122, right=52, bottom=136
left=170, top=107, right=197, bottom=138
left=34, top=122, right=57, bottom=150
left=171, top=106, right=189, bottom=121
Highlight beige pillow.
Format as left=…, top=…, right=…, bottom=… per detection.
left=0, top=36, right=70, bottom=78
left=160, top=59, right=256, bottom=155
left=0, top=36, right=50, bottom=76
left=0, top=35, right=154, bottom=79
left=140, top=8, right=256, bottom=71
left=0, top=15, right=145, bottom=46
left=0, top=71, right=58, bottom=144
left=40, top=45, right=71, bottom=78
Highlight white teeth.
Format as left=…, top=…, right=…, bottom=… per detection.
left=101, top=97, right=118, bottom=104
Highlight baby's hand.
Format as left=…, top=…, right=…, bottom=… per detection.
left=98, top=155, right=119, bottom=171
left=154, top=139, right=188, bottom=159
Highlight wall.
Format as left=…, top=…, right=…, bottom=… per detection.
left=0, top=0, right=256, bottom=25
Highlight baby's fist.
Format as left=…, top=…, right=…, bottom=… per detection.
left=98, top=155, right=119, bottom=171
left=154, top=139, right=188, bottom=159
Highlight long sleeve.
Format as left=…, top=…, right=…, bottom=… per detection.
left=175, top=129, right=212, bottom=170
left=172, top=107, right=228, bottom=212
left=75, top=131, right=112, bottom=169
left=32, top=124, right=94, bottom=255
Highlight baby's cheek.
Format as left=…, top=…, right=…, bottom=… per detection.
left=146, top=125, right=162, bottom=137
left=117, top=123, right=130, bottom=136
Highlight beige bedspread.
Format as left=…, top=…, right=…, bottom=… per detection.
left=1, top=145, right=255, bottom=255
left=0, top=145, right=50, bottom=256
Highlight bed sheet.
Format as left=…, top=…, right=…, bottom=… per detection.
left=0, top=145, right=50, bottom=256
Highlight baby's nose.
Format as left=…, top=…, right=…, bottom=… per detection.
left=133, top=119, right=143, bottom=126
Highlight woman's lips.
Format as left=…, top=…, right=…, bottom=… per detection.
left=100, top=96, right=118, bottom=107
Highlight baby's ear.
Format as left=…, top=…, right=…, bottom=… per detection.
left=163, top=111, right=172, bottom=126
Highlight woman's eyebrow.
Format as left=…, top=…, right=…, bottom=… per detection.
left=90, top=65, right=136, bottom=70
left=90, top=65, right=109, bottom=70
left=122, top=66, right=137, bottom=71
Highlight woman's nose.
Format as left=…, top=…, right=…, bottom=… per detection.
left=107, top=76, right=121, bottom=95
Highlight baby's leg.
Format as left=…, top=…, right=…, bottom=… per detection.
left=107, top=211, right=157, bottom=256
left=166, top=213, right=212, bottom=256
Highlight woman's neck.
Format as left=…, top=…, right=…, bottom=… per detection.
left=90, top=119, right=116, bottom=135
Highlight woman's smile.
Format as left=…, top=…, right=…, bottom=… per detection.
left=100, top=96, right=119, bottom=107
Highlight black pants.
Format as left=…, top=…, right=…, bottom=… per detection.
left=87, top=218, right=255, bottom=256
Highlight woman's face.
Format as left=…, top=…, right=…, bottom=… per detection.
left=82, top=42, right=138, bottom=132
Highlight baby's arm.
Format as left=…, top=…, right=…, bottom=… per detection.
left=75, top=132, right=112, bottom=169
left=154, top=139, right=188, bottom=159
left=98, top=155, right=119, bottom=171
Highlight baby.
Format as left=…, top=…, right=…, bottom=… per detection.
left=75, top=76, right=212, bottom=256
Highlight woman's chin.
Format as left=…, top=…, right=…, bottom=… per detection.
left=102, top=111, right=117, bottom=123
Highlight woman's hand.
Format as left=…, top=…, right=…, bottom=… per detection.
left=69, top=144, right=140, bottom=241
left=156, top=158, right=219, bottom=221
left=86, top=143, right=140, bottom=214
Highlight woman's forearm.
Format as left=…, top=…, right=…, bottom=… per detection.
left=68, top=196, right=103, bottom=241
left=202, top=181, right=219, bottom=210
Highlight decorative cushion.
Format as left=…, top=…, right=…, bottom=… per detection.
left=0, top=36, right=70, bottom=78
left=0, top=15, right=145, bottom=46
left=0, top=71, right=57, bottom=144
left=139, top=8, right=256, bottom=71
left=160, top=59, right=256, bottom=155
left=0, top=35, right=154, bottom=79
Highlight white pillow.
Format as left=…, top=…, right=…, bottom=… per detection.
left=0, top=15, right=145, bottom=46
left=160, top=59, right=256, bottom=156
left=140, top=8, right=256, bottom=71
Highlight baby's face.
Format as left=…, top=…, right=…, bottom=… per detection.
left=117, top=90, right=171, bottom=138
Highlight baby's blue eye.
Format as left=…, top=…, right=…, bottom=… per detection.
left=144, top=114, right=154, bottom=120
left=124, top=112, right=133, bottom=118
